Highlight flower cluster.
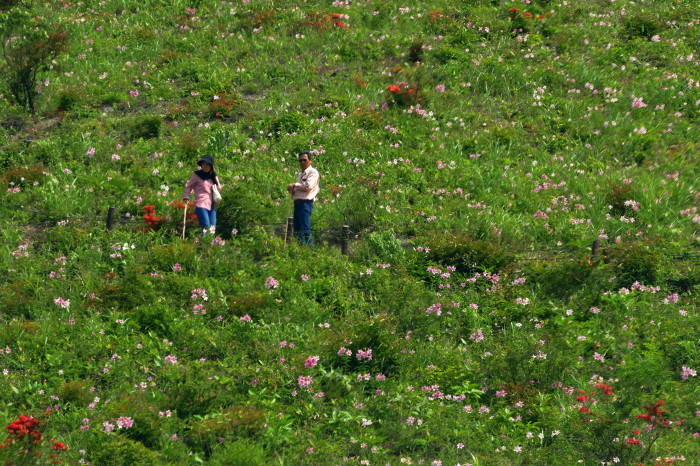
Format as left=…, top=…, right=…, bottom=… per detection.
left=2, top=415, right=42, bottom=446
left=386, top=82, right=420, bottom=107
left=0, top=415, right=69, bottom=461
left=426, top=302, right=442, bottom=316
left=298, top=375, right=313, bottom=388
left=142, top=204, right=163, bottom=231
left=54, top=297, right=70, bottom=308
left=116, top=416, right=134, bottom=429
left=305, top=356, right=319, bottom=368
left=265, top=276, right=279, bottom=289
left=303, top=10, right=349, bottom=30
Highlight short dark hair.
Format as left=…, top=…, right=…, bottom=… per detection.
left=298, top=151, right=312, bottom=160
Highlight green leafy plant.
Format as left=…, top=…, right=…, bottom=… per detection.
left=0, top=6, right=68, bottom=113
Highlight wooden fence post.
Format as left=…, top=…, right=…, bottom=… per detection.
left=106, top=207, right=116, bottom=230
left=591, top=239, right=599, bottom=260
left=341, top=225, right=350, bottom=256
left=285, top=217, right=294, bottom=243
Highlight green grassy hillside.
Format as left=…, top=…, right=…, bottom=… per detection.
left=0, top=0, right=698, bottom=464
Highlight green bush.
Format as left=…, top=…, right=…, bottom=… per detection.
left=58, top=379, right=94, bottom=406
left=333, top=190, right=377, bottom=234
left=424, top=232, right=515, bottom=274
left=148, top=241, right=199, bottom=272
left=43, top=225, right=91, bottom=250
left=208, top=439, right=269, bottom=465
left=99, top=395, right=165, bottom=449
left=527, top=259, right=601, bottom=302
left=133, top=303, right=177, bottom=338
left=187, top=406, right=265, bottom=455
left=324, top=312, right=401, bottom=376
left=0, top=9, right=69, bottom=113
left=604, top=240, right=659, bottom=289
left=90, top=436, right=159, bottom=466
left=0, top=163, right=45, bottom=186
left=56, top=87, right=82, bottom=111
left=623, top=11, right=660, bottom=40
left=0, top=279, right=38, bottom=320
left=162, top=364, right=221, bottom=419
left=364, top=230, right=405, bottom=264
left=108, top=266, right=160, bottom=310
left=215, top=190, right=278, bottom=237
left=128, top=115, right=162, bottom=141
left=101, top=91, right=125, bottom=106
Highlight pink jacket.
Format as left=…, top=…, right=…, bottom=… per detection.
left=183, top=173, right=222, bottom=210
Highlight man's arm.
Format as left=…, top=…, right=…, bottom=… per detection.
left=294, top=170, right=319, bottom=192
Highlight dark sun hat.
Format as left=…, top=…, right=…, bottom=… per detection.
left=198, top=155, right=215, bottom=167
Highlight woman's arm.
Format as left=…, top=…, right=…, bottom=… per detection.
left=182, top=174, right=198, bottom=200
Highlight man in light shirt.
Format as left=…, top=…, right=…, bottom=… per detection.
left=287, top=151, right=319, bottom=245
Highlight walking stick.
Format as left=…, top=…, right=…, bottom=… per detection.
left=181, top=201, right=188, bottom=240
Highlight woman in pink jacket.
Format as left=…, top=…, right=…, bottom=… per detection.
left=182, top=155, right=222, bottom=235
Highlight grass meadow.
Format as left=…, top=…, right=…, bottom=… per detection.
left=0, top=0, right=699, bottom=464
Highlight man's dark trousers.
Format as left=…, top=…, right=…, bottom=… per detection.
left=293, top=200, right=314, bottom=245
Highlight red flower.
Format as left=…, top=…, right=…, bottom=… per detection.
left=644, top=399, right=666, bottom=418
left=50, top=440, right=68, bottom=451
left=626, top=438, right=640, bottom=445
left=595, top=383, right=614, bottom=395
left=386, top=85, right=401, bottom=94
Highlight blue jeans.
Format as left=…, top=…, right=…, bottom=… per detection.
left=293, top=200, right=313, bottom=245
left=195, top=207, right=217, bottom=230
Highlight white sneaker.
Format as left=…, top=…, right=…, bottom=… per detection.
left=209, top=226, right=216, bottom=235
left=201, top=228, right=208, bottom=236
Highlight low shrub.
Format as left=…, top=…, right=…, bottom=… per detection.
left=0, top=279, right=38, bottom=320
left=208, top=439, right=269, bottom=465
left=101, top=395, right=164, bottom=449
left=323, top=312, right=401, bottom=376
left=56, top=87, right=82, bottom=111
left=148, top=240, right=199, bottom=272
left=604, top=240, right=659, bottom=289
left=133, top=304, right=177, bottom=338
left=100, top=91, right=125, bottom=106
left=215, top=190, right=279, bottom=236
left=364, top=230, right=405, bottom=264
left=423, top=232, right=515, bottom=274
left=128, top=115, right=162, bottom=141
left=186, top=406, right=265, bottom=455
left=0, top=164, right=45, bottom=187
left=90, top=436, right=159, bottom=465
left=58, top=380, right=94, bottom=407
left=43, top=225, right=91, bottom=250
left=208, top=93, right=246, bottom=120
left=94, top=266, right=161, bottom=311
left=526, top=259, right=601, bottom=303
left=161, top=364, right=221, bottom=419
left=623, top=11, right=660, bottom=40
left=605, top=181, right=635, bottom=215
